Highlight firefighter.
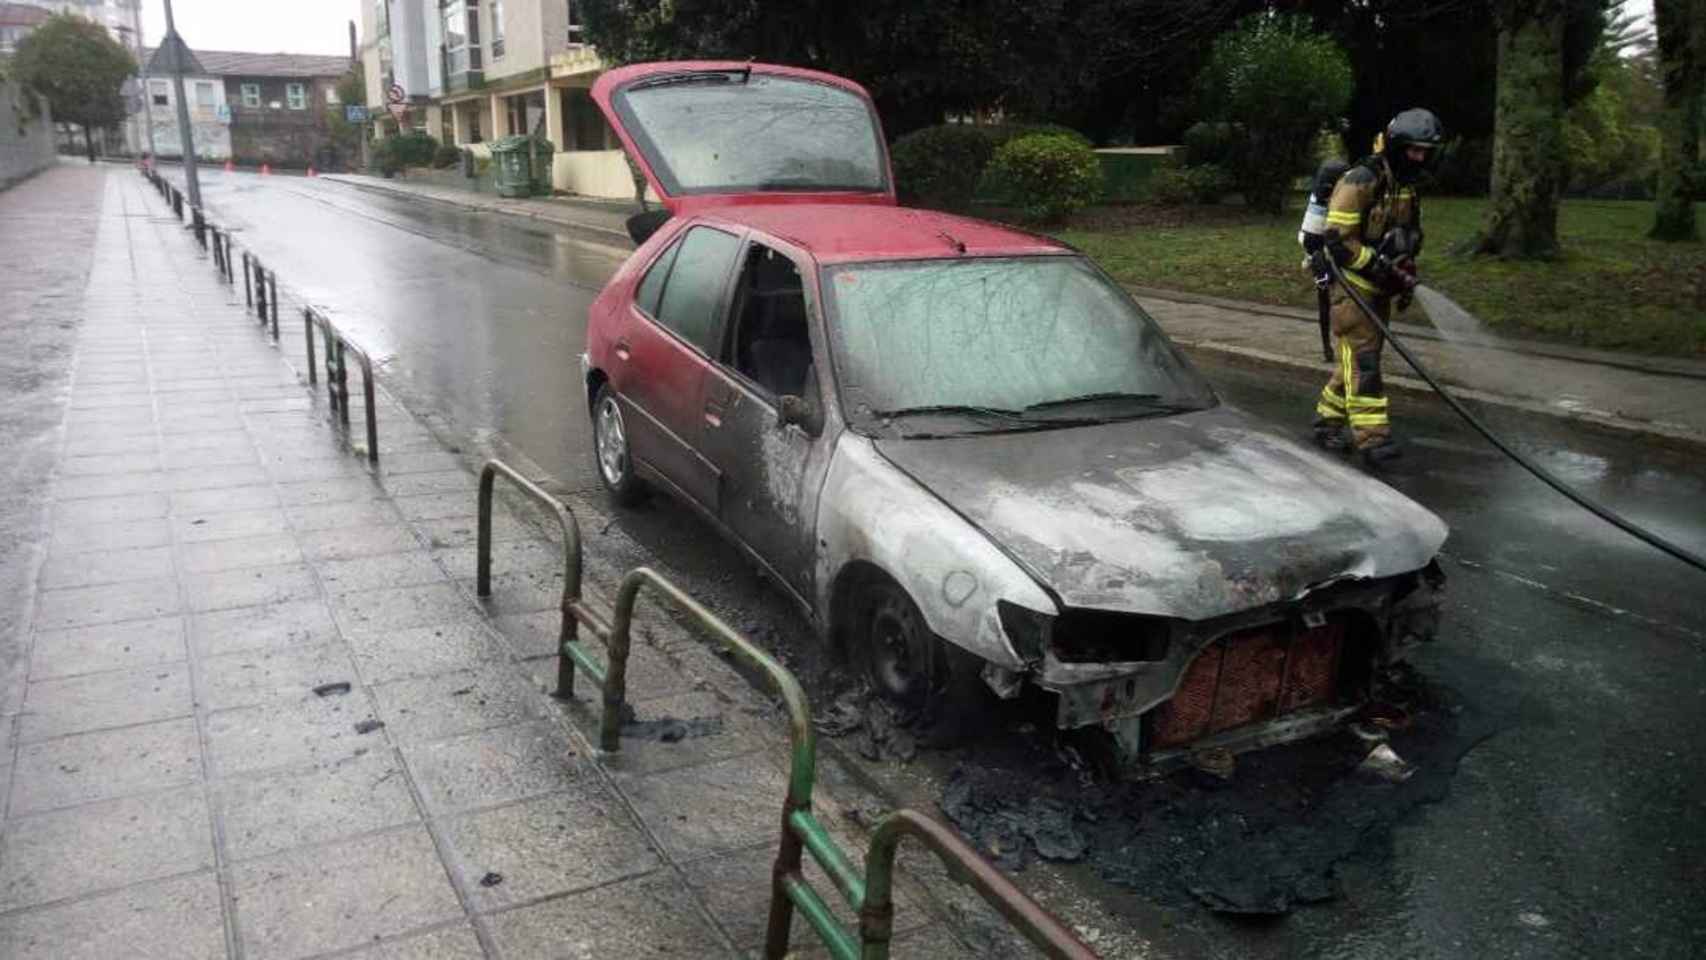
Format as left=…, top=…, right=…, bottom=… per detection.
left=1309, top=108, right=1444, bottom=463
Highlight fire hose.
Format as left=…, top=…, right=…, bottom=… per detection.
left=1322, top=256, right=1706, bottom=575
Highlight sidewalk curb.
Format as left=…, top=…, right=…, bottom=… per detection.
left=1124, top=283, right=1706, bottom=382
left=318, top=174, right=635, bottom=249
left=1173, top=335, right=1706, bottom=450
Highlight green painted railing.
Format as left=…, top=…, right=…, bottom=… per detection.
left=472, top=457, right=1099, bottom=959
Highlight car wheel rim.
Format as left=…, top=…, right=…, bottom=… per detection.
left=869, top=593, right=927, bottom=702
left=596, top=396, right=628, bottom=486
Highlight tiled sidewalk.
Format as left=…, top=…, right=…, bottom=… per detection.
left=0, top=169, right=986, bottom=958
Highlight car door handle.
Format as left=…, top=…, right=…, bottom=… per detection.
left=613, top=339, right=631, bottom=361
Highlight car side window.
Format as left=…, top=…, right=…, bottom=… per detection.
left=652, top=226, right=741, bottom=354
left=635, top=239, right=680, bottom=318
left=727, top=243, right=812, bottom=399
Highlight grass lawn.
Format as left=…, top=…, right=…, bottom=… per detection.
left=1054, top=197, right=1706, bottom=356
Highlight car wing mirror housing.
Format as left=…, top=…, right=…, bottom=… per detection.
left=778, top=393, right=824, bottom=437
left=626, top=209, right=671, bottom=246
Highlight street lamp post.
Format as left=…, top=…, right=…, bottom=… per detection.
left=161, top=0, right=201, bottom=207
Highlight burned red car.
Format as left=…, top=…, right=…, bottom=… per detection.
left=580, top=62, right=1446, bottom=766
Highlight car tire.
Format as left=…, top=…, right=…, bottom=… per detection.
left=853, top=577, right=946, bottom=710
left=592, top=384, right=645, bottom=506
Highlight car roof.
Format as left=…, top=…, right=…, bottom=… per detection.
left=691, top=203, right=1073, bottom=265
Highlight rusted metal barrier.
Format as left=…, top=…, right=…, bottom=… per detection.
left=191, top=206, right=207, bottom=249
left=249, top=256, right=278, bottom=339
left=477, top=460, right=586, bottom=701
left=303, top=306, right=379, bottom=465
left=471, top=458, right=1099, bottom=960
left=242, top=251, right=253, bottom=307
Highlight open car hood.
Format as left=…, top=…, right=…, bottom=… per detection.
left=873, top=406, right=1448, bottom=621
left=590, top=61, right=896, bottom=216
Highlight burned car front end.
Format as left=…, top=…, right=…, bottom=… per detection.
left=1021, top=562, right=1444, bottom=766
left=868, top=408, right=1449, bottom=768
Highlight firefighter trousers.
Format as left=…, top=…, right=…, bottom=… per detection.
left=1314, top=286, right=1392, bottom=448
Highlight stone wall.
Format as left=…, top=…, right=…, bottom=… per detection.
left=0, top=78, right=56, bottom=190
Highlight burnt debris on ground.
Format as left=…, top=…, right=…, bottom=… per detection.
left=617, top=702, right=725, bottom=743
left=936, top=667, right=1501, bottom=915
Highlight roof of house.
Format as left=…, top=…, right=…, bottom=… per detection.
left=0, top=3, right=53, bottom=27
left=140, top=47, right=351, bottom=79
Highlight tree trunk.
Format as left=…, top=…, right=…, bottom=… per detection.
left=1650, top=0, right=1702, bottom=241
left=1474, top=5, right=1567, bottom=259
left=83, top=124, right=97, bottom=163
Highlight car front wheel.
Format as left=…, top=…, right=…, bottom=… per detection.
left=854, top=577, right=946, bottom=710
left=592, top=384, right=644, bottom=505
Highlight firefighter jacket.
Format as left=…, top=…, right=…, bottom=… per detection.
left=1324, top=157, right=1420, bottom=297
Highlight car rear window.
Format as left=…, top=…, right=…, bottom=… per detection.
left=612, top=72, right=888, bottom=196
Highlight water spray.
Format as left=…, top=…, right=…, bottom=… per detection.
left=1322, top=257, right=1706, bottom=575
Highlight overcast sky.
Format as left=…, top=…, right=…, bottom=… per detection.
left=140, top=0, right=360, bottom=55
left=140, top=0, right=1652, bottom=58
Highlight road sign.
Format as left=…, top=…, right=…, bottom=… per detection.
left=386, top=83, right=406, bottom=105
left=387, top=102, right=409, bottom=126
left=345, top=105, right=370, bottom=123
left=146, top=31, right=204, bottom=76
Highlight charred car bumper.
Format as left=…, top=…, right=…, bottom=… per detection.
left=1035, top=563, right=1444, bottom=763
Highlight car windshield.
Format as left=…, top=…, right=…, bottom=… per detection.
left=824, top=256, right=1215, bottom=433
left=612, top=72, right=889, bottom=197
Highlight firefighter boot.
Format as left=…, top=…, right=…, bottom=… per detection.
left=1311, top=416, right=1352, bottom=451
left=1358, top=435, right=1403, bottom=466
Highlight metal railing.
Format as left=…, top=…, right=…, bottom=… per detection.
left=143, top=166, right=380, bottom=467
left=248, top=255, right=279, bottom=340
left=472, top=457, right=1099, bottom=960
left=303, top=306, right=380, bottom=465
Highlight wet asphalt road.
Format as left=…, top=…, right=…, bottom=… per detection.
left=172, top=169, right=1705, bottom=958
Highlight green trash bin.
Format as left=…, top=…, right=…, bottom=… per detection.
left=529, top=137, right=555, bottom=196
left=491, top=135, right=533, bottom=198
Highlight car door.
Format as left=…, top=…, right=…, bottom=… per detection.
left=589, top=61, right=896, bottom=215
left=697, top=236, right=836, bottom=604
left=612, top=222, right=744, bottom=512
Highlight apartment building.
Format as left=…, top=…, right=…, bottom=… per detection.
left=361, top=0, right=629, bottom=198
left=6, top=0, right=138, bottom=46
left=134, top=49, right=351, bottom=168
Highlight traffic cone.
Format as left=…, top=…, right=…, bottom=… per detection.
left=261, top=163, right=271, bottom=176
left=223, top=159, right=234, bottom=173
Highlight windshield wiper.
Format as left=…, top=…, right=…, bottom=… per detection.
left=871, top=404, right=1100, bottom=434
left=1024, top=392, right=1199, bottom=416
left=873, top=404, right=1029, bottom=421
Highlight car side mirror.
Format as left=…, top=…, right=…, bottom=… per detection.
left=778, top=393, right=823, bottom=438
left=626, top=209, right=671, bottom=246
left=778, top=363, right=824, bottom=437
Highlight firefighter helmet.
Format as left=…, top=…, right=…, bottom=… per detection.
left=1382, top=108, right=1445, bottom=184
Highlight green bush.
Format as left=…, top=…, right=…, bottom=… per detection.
left=391, top=131, right=439, bottom=168
left=1194, top=13, right=1353, bottom=212
left=432, top=144, right=463, bottom=169
left=1149, top=164, right=1235, bottom=205
left=366, top=138, right=403, bottom=178
left=1182, top=121, right=1239, bottom=168
left=982, top=133, right=1103, bottom=223
left=890, top=124, right=996, bottom=210
left=983, top=122, right=1094, bottom=150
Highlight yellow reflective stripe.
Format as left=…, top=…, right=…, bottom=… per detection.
left=1316, top=403, right=1346, bottom=420
left=1326, top=211, right=1361, bottom=226
left=1346, top=396, right=1389, bottom=411
left=1350, top=247, right=1374, bottom=270
left=1317, top=389, right=1346, bottom=411
left=1340, top=268, right=1377, bottom=294
left=1349, top=412, right=1390, bottom=427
